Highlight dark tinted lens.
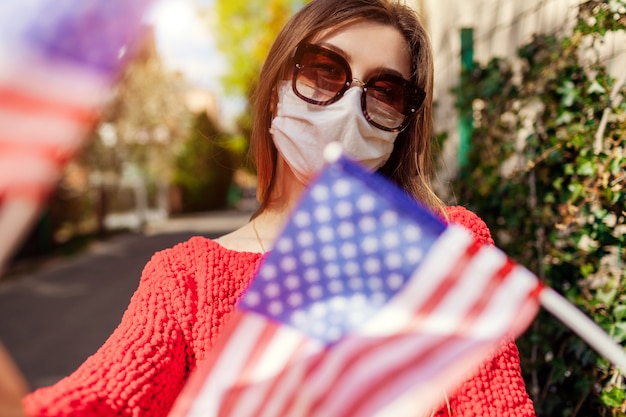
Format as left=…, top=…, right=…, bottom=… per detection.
left=295, top=50, right=348, bottom=103
left=365, top=78, right=408, bottom=129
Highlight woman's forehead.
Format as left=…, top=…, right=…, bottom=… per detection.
left=310, top=20, right=412, bottom=79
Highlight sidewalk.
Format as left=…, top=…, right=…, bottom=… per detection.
left=2, top=208, right=254, bottom=282
left=145, top=209, right=253, bottom=235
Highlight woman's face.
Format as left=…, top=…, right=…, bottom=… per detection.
left=311, top=19, right=412, bottom=89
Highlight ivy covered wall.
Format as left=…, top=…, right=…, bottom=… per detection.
left=449, top=1, right=626, bottom=415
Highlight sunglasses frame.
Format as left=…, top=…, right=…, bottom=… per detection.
left=291, top=42, right=426, bottom=132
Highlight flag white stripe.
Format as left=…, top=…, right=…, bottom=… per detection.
left=0, top=156, right=58, bottom=190
left=0, top=109, right=89, bottom=145
left=226, top=326, right=308, bottom=417
left=311, top=334, right=458, bottom=416
left=369, top=338, right=495, bottom=417
left=186, top=316, right=267, bottom=417
left=257, top=340, right=324, bottom=417
left=414, top=245, right=508, bottom=337
left=471, top=264, right=538, bottom=337
left=1, top=54, right=110, bottom=108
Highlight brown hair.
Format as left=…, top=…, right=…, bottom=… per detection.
left=250, top=0, right=444, bottom=216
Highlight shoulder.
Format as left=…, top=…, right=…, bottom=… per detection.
left=145, top=236, right=220, bottom=271
left=444, top=206, right=494, bottom=246
left=135, top=236, right=230, bottom=290
left=141, top=236, right=263, bottom=287
left=144, top=235, right=262, bottom=277
left=127, top=236, right=219, bottom=298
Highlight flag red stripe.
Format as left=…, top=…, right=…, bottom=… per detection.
left=0, top=143, right=76, bottom=167
left=455, top=257, right=515, bottom=332
left=248, top=339, right=310, bottom=417
left=416, top=239, right=482, bottom=315
left=0, top=87, right=97, bottom=124
left=1, top=187, right=50, bottom=203
left=219, top=323, right=280, bottom=417
left=271, top=341, right=329, bottom=417
left=167, top=312, right=246, bottom=417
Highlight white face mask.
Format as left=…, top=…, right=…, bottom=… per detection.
left=269, top=81, right=398, bottom=184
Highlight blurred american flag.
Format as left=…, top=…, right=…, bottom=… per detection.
left=0, top=0, right=152, bottom=201
left=0, top=0, right=153, bottom=273
left=169, top=156, right=542, bottom=417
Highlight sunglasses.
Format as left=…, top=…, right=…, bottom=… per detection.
left=291, top=43, right=425, bottom=132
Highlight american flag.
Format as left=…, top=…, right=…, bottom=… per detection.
left=0, top=0, right=153, bottom=273
left=0, top=0, right=152, bottom=201
left=169, top=156, right=542, bottom=417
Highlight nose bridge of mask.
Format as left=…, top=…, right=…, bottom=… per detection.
left=332, top=85, right=365, bottom=120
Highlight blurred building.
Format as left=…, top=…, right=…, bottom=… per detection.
left=184, top=88, right=220, bottom=123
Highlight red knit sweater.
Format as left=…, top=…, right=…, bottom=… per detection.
left=23, top=206, right=536, bottom=416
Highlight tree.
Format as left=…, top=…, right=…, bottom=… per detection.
left=212, top=0, right=307, bottom=98
left=172, top=111, right=235, bottom=212
left=206, top=0, right=309, bottom=150
left=58, top=29, right=190, bottom=237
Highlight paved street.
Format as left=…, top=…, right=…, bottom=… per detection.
left=0, top=210, right=251, bottom=390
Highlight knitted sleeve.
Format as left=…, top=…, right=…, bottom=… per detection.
left=435, top=206, right=536, bottom=417
left=22, top=246, right=192, bottom=417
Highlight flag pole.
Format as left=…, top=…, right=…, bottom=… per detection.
left=540, top=287, right=626, bottom=373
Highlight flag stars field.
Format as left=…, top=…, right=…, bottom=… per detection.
left=241, top=159, right=469, bottom=350
left=313, top=206, right=331, bottom=222
left=317, top=225, right=334, bottom=242
left=304, top=268, right=320, bottom=283
left=321, top=246, right=337, bottom=261
left=359, top=216, right=377, bottom=233
left=293, top=211, right=311, bottom=227
left=300, top=249, right=317, bottom=265
left=343, top=261, right=359, bottom=276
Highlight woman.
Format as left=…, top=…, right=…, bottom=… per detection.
left=16, top=0, right=535, bottom=415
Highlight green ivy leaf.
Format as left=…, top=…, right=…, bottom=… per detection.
left=557, top=80, right=579, bottom=107
left=596, top=287, right=618, bottom=308
left=580, top=263, right=595, bottom=276
left=611, top=322, right=626, bottom=343
left=610, top=157, right=623, bottom=175
left=556, top=111, right=574, bottom=125
left=614, top=304, right=626, bottom=321
left=600, top=385, right=625, bottom=408
left=576, top=160, right=596, bottom=176
left=568, top=182, right=584, bottom=200
left=587, top=79, right=607, bottom=95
